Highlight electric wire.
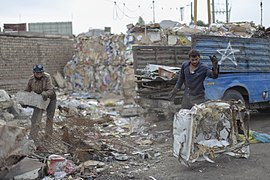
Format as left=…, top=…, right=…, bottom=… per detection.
left=113, top=1, right=145, bottom=20
left=115, top=3, right=139, bottom=19
left=123, top=3, right=141, bottom=13
left=112, top=0, right=181, bottom=21
left=113, top=1, right=124, bottom=20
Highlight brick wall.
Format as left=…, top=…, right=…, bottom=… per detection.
left=0, top=34, right=74, bottom=94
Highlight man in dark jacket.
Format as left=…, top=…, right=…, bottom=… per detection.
left=24, top=64, right=57, bottom=141
left=169, top=49, right=218, bottom=109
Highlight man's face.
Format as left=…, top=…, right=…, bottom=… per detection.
left=190, top=56, right=200, bottom=66
left=34, top=72, right=43, bottom=80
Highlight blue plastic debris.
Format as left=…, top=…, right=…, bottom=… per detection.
left=253, top=131, right=270, bottom=143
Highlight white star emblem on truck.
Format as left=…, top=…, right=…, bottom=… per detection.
left=217, top=42, right=240, bottom=66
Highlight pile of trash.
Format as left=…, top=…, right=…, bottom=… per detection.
left=135, top=64, right=181, bottom=101
left=2, top=86, right=270, bottom=178
left=0, top=89, right=171, bottom=179
left=60, top=21, right=270, bottom=98
left=61, top=32, right=137, bottom=102
left=173, top=100, right=250, bottom=167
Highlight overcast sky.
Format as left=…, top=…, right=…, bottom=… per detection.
left=0, top=0, right=268, bottom=35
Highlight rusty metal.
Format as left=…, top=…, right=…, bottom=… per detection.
left=132, top=45, right=190, bottom=72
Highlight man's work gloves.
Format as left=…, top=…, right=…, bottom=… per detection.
left=209, top=55, right=219, bottom=75
left=21, top=104, right=28, bottom=108
left=169, top=87, right=178, bottom=101
left=41, top=91, right=49, bottom=101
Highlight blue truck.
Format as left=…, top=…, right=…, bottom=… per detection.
left=193, top=35, right=270, bottom=112
left=134, top=35, right=270, bottom=114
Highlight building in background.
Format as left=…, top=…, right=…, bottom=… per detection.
left=85, top=28, right=105, bottom=36
left=3, top=23, right=27, bottom=32
left=84, top=27, right=111, bottom=36
left=28, top=21, right=73, bottom=36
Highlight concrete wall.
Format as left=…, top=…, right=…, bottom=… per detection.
left=0, top=33, right=74, bottom=94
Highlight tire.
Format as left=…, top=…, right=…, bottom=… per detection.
left=222, top=89, right=244, bottom=102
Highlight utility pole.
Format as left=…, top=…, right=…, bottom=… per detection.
left=180, top=7, right=184, bottom=21
left=260, top=1, right=263, bottom=26
left=194, top=0, right=197, bottom=27
left=226, top=0, right=229, bottom=23
left=191, top=2, right=193, bottom=23
left=212, top=0, right=215, bottom=23
left=152, top=0, right=155, bottom=23
left=186, top=2, right=193, bottom=24
left=207, top=0, right=211, bottom=26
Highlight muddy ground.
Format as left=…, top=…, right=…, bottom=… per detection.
left=97, top=111, right=270, bottom=180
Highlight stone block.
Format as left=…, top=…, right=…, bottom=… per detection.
left=0, top=89, right=13, bottom=109
left=16, top=91, right=50, bottom=110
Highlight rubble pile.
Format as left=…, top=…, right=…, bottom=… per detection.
left=0, top=89, right=172, bottom=179
left=252, top=26, right=270, bottom=38
left=0, top=88, right=253, bottom=179
left=126, top=21, right=268, bottom=47
left=126, top=23, right=167, bottom=45
left=0, top=90, right=36, bottom=176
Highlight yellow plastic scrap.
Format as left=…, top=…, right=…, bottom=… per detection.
left=178, top=35, right=191, bottom=46
left=239, top=130, right=259, bottom=144
left=103, top=99, right=117, bottom=107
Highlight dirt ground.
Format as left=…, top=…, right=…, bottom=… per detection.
left=97, top=111, right=270, bottom=180
left=6, top=97, right=270, bottom=180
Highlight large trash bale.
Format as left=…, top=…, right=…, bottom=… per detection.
left=122, top=66, right=137, bottom=104
left=173, top=100, right=250, bottom=167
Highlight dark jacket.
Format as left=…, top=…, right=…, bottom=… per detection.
left=175, top=61, right=218, bottom=96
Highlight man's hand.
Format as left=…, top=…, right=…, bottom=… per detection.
left=209, top=55, right=218, bottom=75
left=168, top=87, right=178, bottom=101
left=41, top=91, right=49, bottom=101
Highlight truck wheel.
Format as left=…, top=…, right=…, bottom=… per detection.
left=222, top=89, right=244, bottom=102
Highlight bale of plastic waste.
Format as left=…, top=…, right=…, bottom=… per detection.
left=173, top=100, right=250, bottom=167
